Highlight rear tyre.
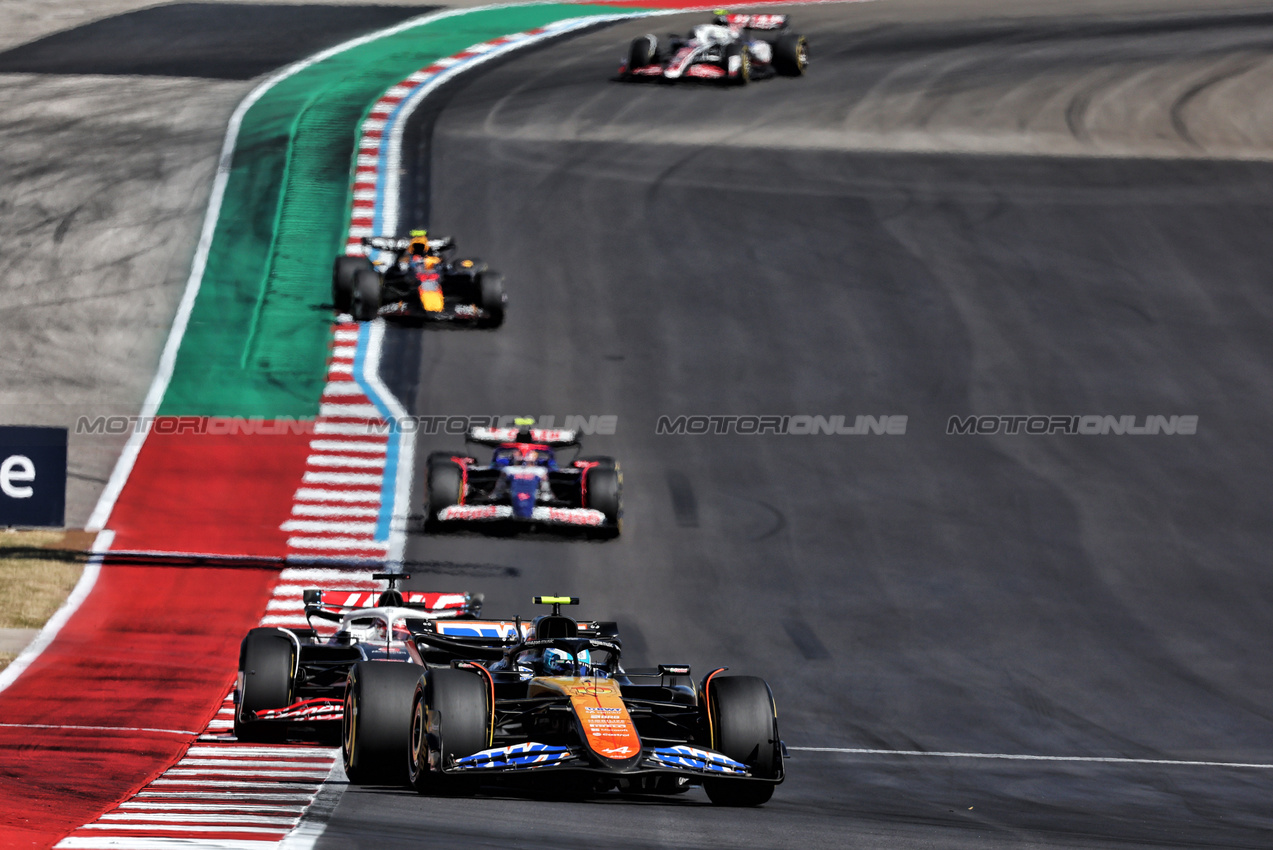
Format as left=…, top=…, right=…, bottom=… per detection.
left=584, top=465, right=622, bottom=538
left=235, top=628, right=295, bottom=743
left=351, top=269, right=381, bottom=322
left=477, top=272, right=505, bottom=328
left=425, top=460, right=463, bottom=531
left=332, top=256, right=371, bottom=314
left=702, top=676, right=780, bottom=806
left=773, top=33, right=808, bottom=76
left=342, top=662, right=425, bottom=786
left=627, top=35, right=656, bottom=72
left=409, top=669, right=489, bottom=796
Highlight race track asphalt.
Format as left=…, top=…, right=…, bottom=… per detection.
left=315, top=3, right=1273, bottom=847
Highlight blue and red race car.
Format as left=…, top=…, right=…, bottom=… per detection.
left=425, top=425, right=621, bottom=537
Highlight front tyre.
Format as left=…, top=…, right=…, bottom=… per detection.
left=409, top=669, right=489, bottom=796
left=351, top=269, right=381, bottom=322
left=342, top=661, right=425, bottom=786
left=425, top=460, right=463, bottom=531
left=584, top=464, right=621, bottom=538
left=235, top=628, right=295, bottom=743
left=723, top=42, right=750, bottom=86
left=773, top=33, right=808, bottom=76
left=477, top=272, right=505, bottom=328
left=702, top=676, right=780, bottom=806
left=627, top=35, right=656, bottom=72
left=332, top=255, right=371, bottom=314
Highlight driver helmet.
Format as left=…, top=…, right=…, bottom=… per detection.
left=712, top=8, right=731, bottom=24
left=543, top=647, right=592, bottom=676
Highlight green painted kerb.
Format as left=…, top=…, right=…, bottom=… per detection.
left=160, top=5, right=644, bottom=418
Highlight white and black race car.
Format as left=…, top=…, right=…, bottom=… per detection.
left=233, top=574, right=483, bottom=743
left=618, top=13, right=808, bottom=85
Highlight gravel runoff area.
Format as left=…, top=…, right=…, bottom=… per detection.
left=3, top=0, right=1273, bottom=528
left=0, top=530, right=89, bottom=670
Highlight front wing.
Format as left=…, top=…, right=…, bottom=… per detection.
left=446, top=742, right=764, bottom=779
left=376, top=299, right=493, bottom=323
left=435, top=504, right=607, bottom=527
left=249, top=697, right=344, bottom=723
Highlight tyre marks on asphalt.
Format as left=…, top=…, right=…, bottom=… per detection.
left=281, top=323, right=395, bottom=563
left=56, top=569, right=378, bottom=850
left=666, top=470, right=700, bottom=527
left=782, top=619, right=831, bottom=661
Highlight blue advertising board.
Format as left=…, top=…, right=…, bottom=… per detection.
left=0, top=426, right=67, bottom=527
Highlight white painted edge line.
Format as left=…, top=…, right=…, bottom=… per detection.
left=0, top=529, right=111, bottom=695
left=83, top=3, right=515, bottom=534
left=789, top=747, right=1273, bottom=769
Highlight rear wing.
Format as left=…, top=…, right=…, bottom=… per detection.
left=423, top=618, right=613, bottom=640
left=409, top=618, right=616, bottom=662
left=303, top=589, right=482, bottom=620
left=359, top=235, right=455, bottom=253
left=725, top=13, right=788, bottom=30
left=467, top=426, right=579, bottom=447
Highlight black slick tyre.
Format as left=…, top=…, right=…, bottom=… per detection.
left=425, top=460, right=463, bottom=531
left=477, top=272, right=505, bottom=328
left=584, top=464, right=621, bottom=538
left=773, top=33, right=808, bottom=76
left=235, top=628, right=295, bottom=743
left=628, top=35, right=656, bottom=72
left=332, top=256, right=371, bottom=313
left=351, top=269, right=381, bottom=322
left=409, top=669, right=489, bottom=796
left=703, top=676, right=780, bottom=806
left=342, top=661, right=425, bottom=786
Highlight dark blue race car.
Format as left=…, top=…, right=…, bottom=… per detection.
left=424, top=425, right=621, bottom=538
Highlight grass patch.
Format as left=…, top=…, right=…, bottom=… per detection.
left=0, top=530, right=86, bottom=671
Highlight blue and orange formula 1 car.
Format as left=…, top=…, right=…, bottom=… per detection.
left=424, top=423, right=622, bottom=538
left=341, top=597, right=786, bottom=805
left=233, top=574, right=482, bottom=744
left=618, top=12, right=808, bottom=85
left=331, top=230, right=506, bottom=325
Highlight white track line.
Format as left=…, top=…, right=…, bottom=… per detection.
left=305, top=455, right=385, bottom=469
left=308, top=440, right=386, bottom=453
left=292, top=488, right=380, bottom=502
left=789, top=747, right=1273, bottom=769
left=58, top=840, right=282, bottom=850
left=291, top=504, right=380, bottom=517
